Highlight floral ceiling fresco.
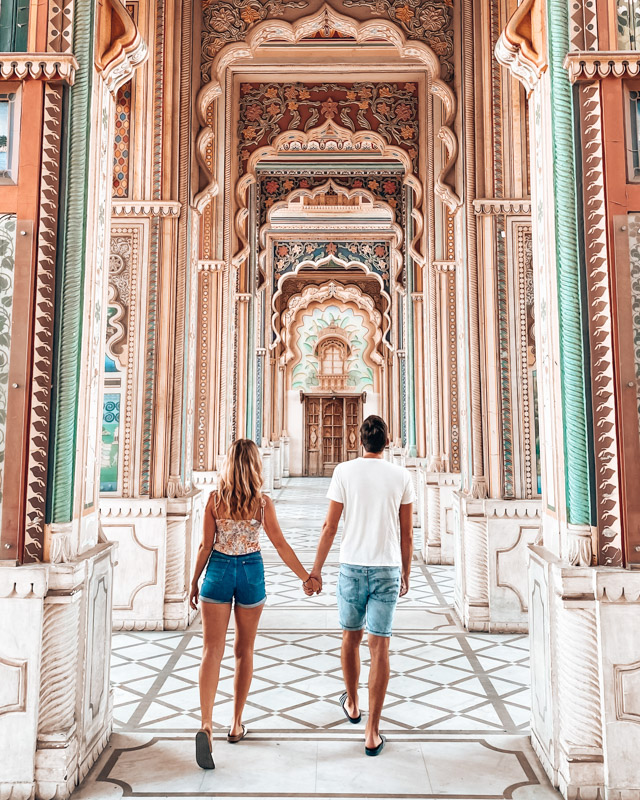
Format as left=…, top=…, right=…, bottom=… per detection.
left=239, top=81, right=419, bottom=172
left=201, top=0, right=454, bottom=83
left=291, top=305, right=375, bottom=391
left=273, top=240, right=390, bottom=291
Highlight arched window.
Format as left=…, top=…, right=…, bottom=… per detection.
left=318, top=338, right=348, bottom=389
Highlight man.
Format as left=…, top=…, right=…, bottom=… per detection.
left=307, top=415, right=414, bottom=757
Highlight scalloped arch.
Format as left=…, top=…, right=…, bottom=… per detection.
left=194, top=4, right=460, bottom=214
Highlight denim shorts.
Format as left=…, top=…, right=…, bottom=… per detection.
left=336, top=564, right=401, bottom=638
left=200, top=550, right=266, bottom=608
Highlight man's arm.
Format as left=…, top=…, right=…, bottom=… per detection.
left=307, top=500, right=343, bottom=594
left=399, top=502, right=413, bottom=597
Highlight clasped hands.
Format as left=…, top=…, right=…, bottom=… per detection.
left=303, top=571, right=322, bottom=596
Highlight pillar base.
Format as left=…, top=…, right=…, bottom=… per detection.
left=100, top=491, right=203, bottom=631
left=0, top=543, right=116, bottom=800
left=529, top=545, right=640, bottom=800
left=419, top=470, right=461, bottom=565
left=453, top=492, right=541, bottom=632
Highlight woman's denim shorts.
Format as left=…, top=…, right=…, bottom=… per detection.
left=200, top=550, right=266, bottom=608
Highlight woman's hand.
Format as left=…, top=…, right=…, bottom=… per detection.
left=189, top=582, right=199, bottom=610
left=303, top=574, right=322, bottom=596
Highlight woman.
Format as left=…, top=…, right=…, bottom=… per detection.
left=189, top=438, right=319, bottom=770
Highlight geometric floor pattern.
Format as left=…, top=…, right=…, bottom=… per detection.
left=73, top=478, right=561, bottom=799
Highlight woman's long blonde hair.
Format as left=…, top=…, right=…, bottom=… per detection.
left=215, top=439, right=263, bottom=519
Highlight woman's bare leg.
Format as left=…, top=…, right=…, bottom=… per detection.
left=230, top=603, right=264, bottom=737
left=200, top=601, right=232, bottom=737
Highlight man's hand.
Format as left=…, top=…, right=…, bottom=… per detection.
left=189, top=582, right=199, bottom=610
left=400, top=573, right=410, bottom=597
left=303, top=571, right=322, bottom=595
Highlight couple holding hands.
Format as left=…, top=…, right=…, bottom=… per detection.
left=189, top=415, right=415, bottom=770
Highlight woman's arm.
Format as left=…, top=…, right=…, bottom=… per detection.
left=262, top=495, right=312, bottom=584
left=189, top=494, right=217, bottom=609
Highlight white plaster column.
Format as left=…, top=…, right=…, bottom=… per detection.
left=281, top=433, right=290, bottom=478
left=261, top=442, right=274, bottom=495
left=272, top=440, right=282, bottom=490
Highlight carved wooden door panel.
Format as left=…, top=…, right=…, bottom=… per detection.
left=345, top=396, right=361, bottom=461
left=322, top=398, right=343, bottom=475
left=305, top=396, right=321, bottom=477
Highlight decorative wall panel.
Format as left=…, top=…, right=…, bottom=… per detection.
left=239, top=81, right=419, bottom=171
left=0, top=214, right=16, bottom=536
left=112, top=81, right=131, bottom=198
left=273, top=240, right=390, bottom=283
left=291, top=306, right=375, bottom=392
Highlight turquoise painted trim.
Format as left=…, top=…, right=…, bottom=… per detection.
left=547, top=0, right=593, bottom=525
left=405, top=188, right=417, bottom=457
left=48, top=0, right=95, bottom=523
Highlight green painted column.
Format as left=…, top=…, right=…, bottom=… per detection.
left=47, top=1, right=95, bottom=523
left=547, top=0, right=593, bottom=525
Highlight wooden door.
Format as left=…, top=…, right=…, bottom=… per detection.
left=305, top=396, right=321, bottom=476
left=345, top=396, right=361, bottom=461
left=322, top=398, right=344, bottom=475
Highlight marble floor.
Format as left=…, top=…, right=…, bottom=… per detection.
left=74, top=478, right=560, bottom=800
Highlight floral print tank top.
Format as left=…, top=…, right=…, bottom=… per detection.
left=212, top=495, right=265, bottom=556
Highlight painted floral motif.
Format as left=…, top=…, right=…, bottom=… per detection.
left=343, top=0, right=454, bottom=81
left=292, top=306, right=374, bottom=391
left=100, top=393, right=120, bottom=493
left=273, top=240, right=390, bottom=288
left=258, top=172, right=404, bottom=225
left=201, top=0, right=309, bottom=82
left=0, top=213, right=16, bottom=527
left=240, top=82, right=419, bottom=171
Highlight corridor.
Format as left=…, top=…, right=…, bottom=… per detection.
left=74, top=479, right=559, bottom=800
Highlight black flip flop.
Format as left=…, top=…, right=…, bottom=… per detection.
left=365, top=734, right=386, bottom=757
left=195, top=730, right=215, bottom=769
left=227, top=724, right=248, bottom=743
left=339, top=692, right=361, bottom=724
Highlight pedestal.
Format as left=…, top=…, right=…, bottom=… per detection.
left=420, top=471, right=461, bottom=565
left=273, top=441, right=282, bottom=490
left=529, top=545, right=640, bottom=799
left=0, top=543, right=116, bottom=800
left=261, top=443, right=274, bottom=495
left=100, top=491, right=203, bottom=631
left=453, top=492, right=541, bottom=631
left=281, top=435, right=290, bottom=478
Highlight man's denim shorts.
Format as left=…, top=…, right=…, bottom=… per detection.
left=336, top=563, right=401, bottom=637
left=200, top=550, right=266, bottom=608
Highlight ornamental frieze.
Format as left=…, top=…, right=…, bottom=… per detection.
left=258, top=172, right=404, bottom=224
left=239, top=81, right=419, bottom=172
left=272, top=240, right=390, bottom=285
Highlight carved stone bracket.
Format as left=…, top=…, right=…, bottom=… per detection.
left=198, top=260, right=226, bottom=271
left=434, top=260, right=456, bottom=272
left=495, top=0, right=547, bottom=94
left=565, top=51, right=640, bottom=83
left=95, top=0, right=148, bottom=96
left=0, top=54, right=78, bottom=84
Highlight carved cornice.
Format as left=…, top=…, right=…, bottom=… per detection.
left=434, top=260, right=456, bottom=272
left=0, top=54, right=78, bottom=84
left=111, top=201, right=181, bottom=217
left=564, top=51, right=640, bottom=83
left=495, top=0, right=547, bottom=94
left=100, top=499, right=166, bottom=518
left=198, top=260, right=226, bottom=271
left=473, top=198, right=532, bottom=215
left=0, top=566, right=48, bottom=598
left=95, top=0, right=148, bottom=96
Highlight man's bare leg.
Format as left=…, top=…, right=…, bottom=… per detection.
left=365, top=634, right=390, bottom=749
left=341, top=629, right=364, bottom=718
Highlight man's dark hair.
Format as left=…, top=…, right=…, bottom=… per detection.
left=360, top=415, right=388, bottom=453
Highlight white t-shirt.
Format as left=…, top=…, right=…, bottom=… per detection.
left=326, top=457, right=416, bottom=567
